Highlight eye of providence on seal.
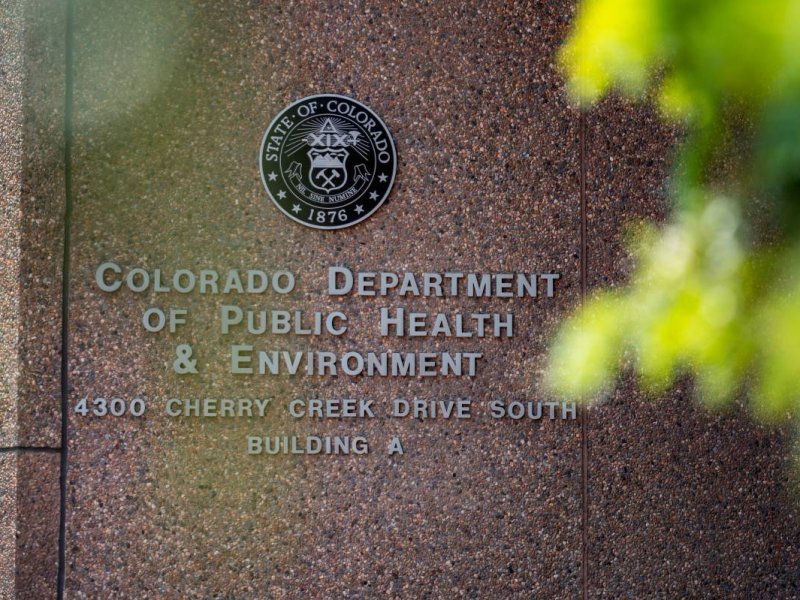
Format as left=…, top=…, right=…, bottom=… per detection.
left=259, top=94, right=397, bottom=229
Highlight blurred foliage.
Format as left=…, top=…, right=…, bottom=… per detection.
left=547, top=0, right=800, bottom=420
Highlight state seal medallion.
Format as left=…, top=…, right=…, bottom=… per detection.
left=259, top=94, right=397, bottom=229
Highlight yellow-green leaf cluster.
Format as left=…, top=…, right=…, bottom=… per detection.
left=549, top=0, right=800, bottom=421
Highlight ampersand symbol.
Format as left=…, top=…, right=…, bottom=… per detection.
left=173, top=344, right=198, bottom=374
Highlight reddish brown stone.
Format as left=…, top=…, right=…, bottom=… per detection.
left=585, top=96, right=800, bottom=598
left=3, top=1, right=800, bottom=598
left=65, top=1, right=581, bottom=597
left=0, top=0, right=65, bottom=448
left=0, top=451, right=60, bottom=599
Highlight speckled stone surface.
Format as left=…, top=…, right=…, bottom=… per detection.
left=0, top=0, right=65, bottom=448
left=0, top=451, right=60, bottom=599
left=65, top=1, right=581, bottom=598
left=585, top=97, right=800, bottom=597
left=0, top=0, right=25, bottom=448
left=5, top=1, right=800, bottom=598
left=0, top=454, right=15, bottom=598
left=0, top=1, right=64, bottom=598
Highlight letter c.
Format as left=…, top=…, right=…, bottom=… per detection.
left=165, top=398, right=182, bottom=417
left=289, top=399, right=305, bottom=418
left=96, top=261, right=122, bottom=292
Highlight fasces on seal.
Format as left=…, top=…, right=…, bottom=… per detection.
left=259, top=94, right=397, bottom=229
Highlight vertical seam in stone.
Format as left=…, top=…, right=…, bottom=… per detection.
left=57, top=0, right=75, bottom=597
left=579, top=107, right=589, bottom=600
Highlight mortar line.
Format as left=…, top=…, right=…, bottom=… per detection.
left=579, top=107, right=589, bottom=600
left=0, top=446, right=61, bottom=453
left=57, top=0, right=75, bottom=597
left=1, top=446, right=60, bottom=453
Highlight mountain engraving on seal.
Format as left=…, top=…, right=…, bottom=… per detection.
left=283, top=115, right=372, bottom=204
left=304, top=119, right=362, bottom=193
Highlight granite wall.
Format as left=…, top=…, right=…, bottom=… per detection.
left=1, top=1, right=799, bottom=598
